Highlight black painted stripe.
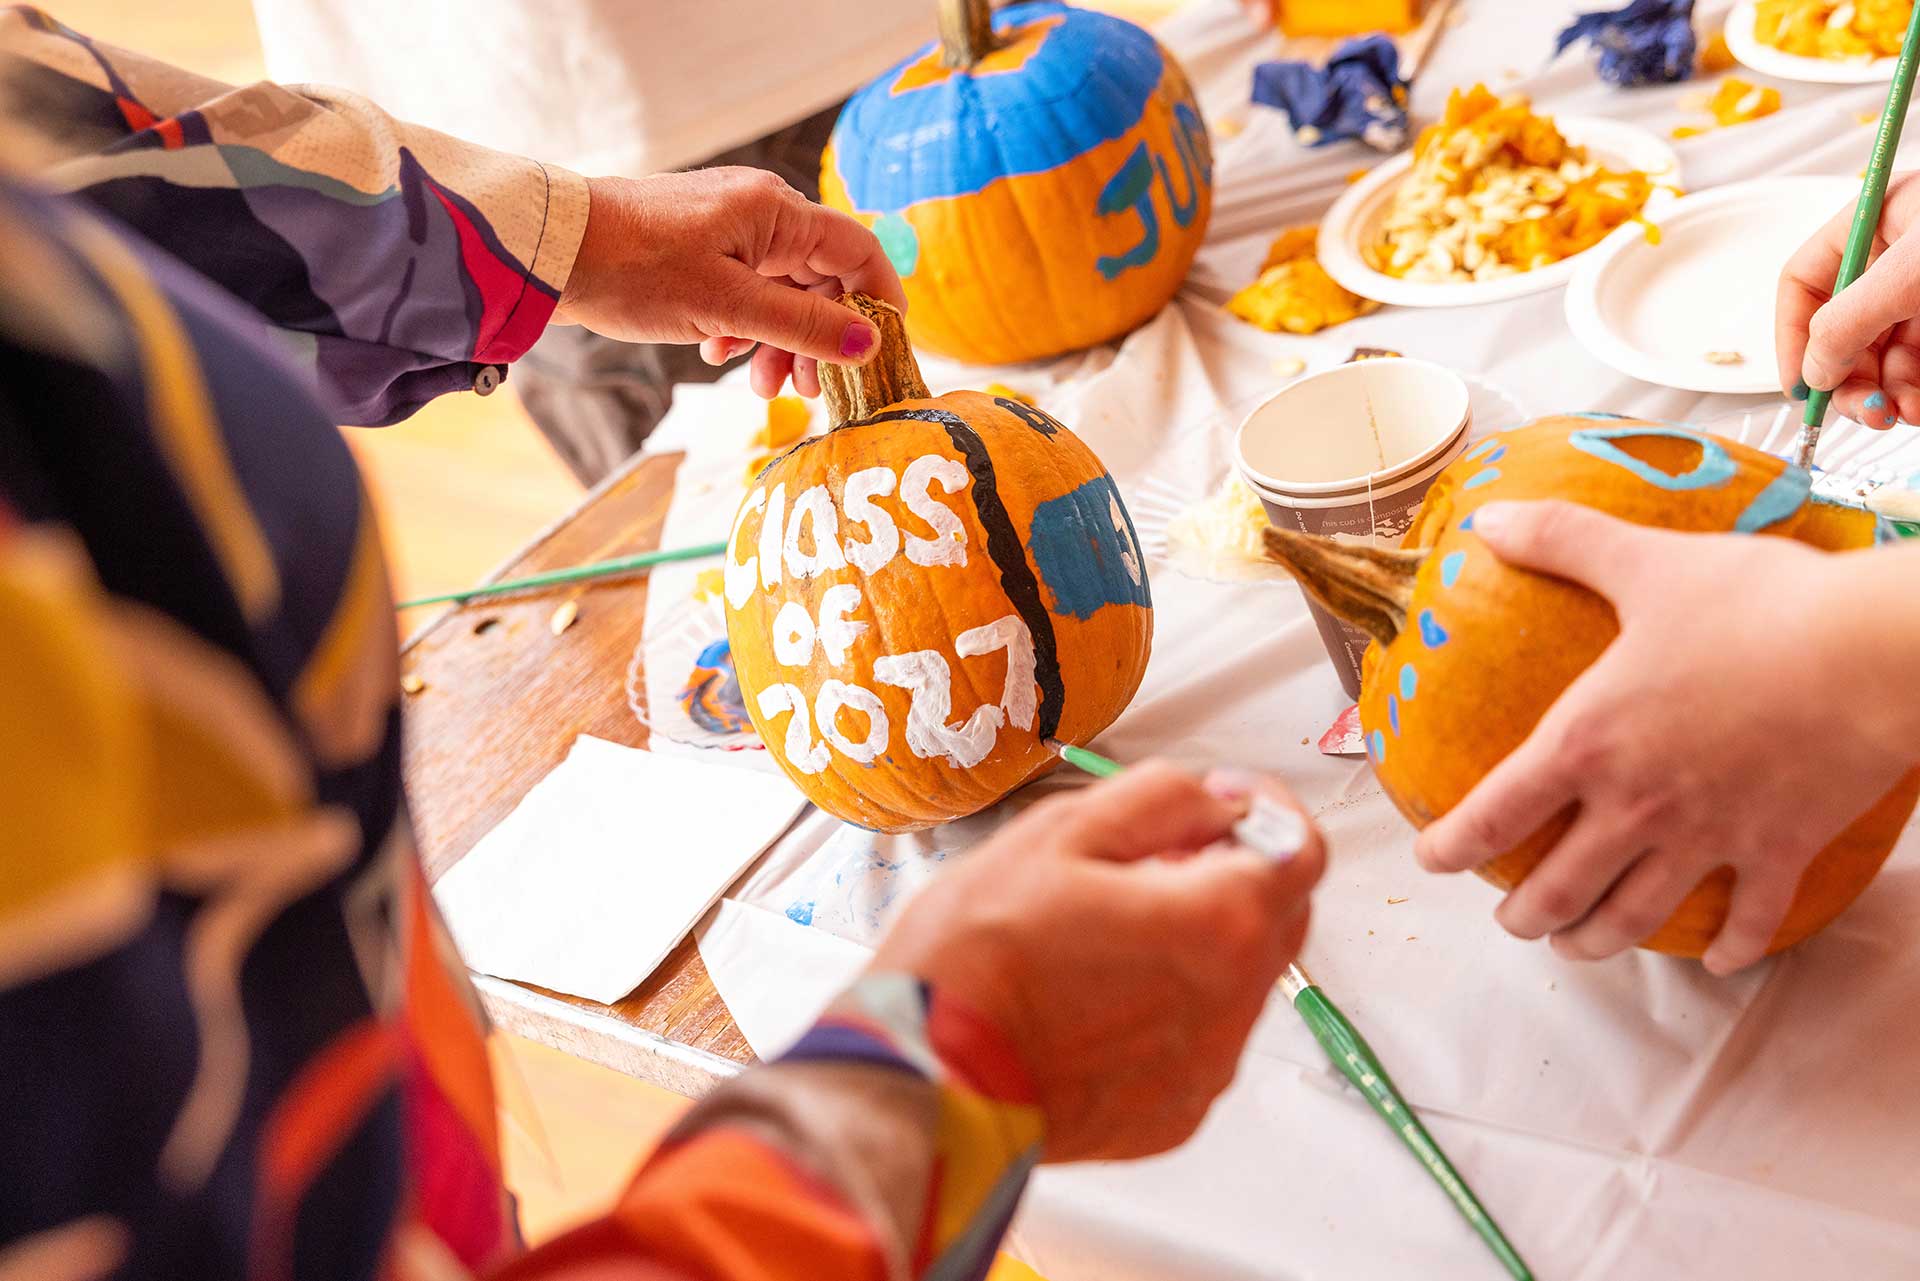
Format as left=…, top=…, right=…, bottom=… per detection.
left=849, top=406, right=1067, bottom=740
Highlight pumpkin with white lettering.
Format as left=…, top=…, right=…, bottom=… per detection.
left=1262, top=416, right=1920, bottom=958
left=723, top=296, right=1153, bottom=831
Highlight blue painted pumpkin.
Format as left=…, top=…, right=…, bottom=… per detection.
left=820, top=0, right=1212, bottom=365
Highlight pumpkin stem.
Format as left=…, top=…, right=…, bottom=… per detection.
left=939, top=0, right=1000, bottom=68
left=1261, top=527, right=1426, bottom=648
left=821, top=293, right=931, bottom=428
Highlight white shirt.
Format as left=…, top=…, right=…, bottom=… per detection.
left=250, top=0, right=936, bottom=176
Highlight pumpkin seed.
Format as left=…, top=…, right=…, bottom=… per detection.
left=400, top=673, right=426, bottom=695
left=1704, top=350, right=1744, bottom=366
left=549, top=600, right=580, bottom=635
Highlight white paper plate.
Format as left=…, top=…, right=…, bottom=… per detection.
left=1724, top=1, right=1900, bottom=84
left=1316, top=118, right=1681, bottom=309
left=1565, top=176, right=1855, bottom=394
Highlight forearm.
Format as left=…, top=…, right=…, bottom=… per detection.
left=1842, top=538, right=1920, bottom=758
left=1, top=5, right=587, bottom=424
left=500, top=975, right=1043, bottom=1281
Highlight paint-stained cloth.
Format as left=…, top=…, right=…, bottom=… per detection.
left=0, top=8, right=1040, bottom=1281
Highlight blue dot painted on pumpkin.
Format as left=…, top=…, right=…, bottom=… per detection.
left=1462, top=469, right=1501, bottom=491
left=1459, top=513, right=1476, bottom=531
left=1388, top=695, right=1401, bottom=736
left=1482, top=444, right=1507, bottom=464
left=1418, top=609, right=1449, bottom=648
left=1462, top=438, right=1500, bottom=462
left=873, top=212, right=920, bottom=277
left=1399, top=664, right=1418, bottom=701
left=1440, top=550, right=1466, bottom=587
left=1367, top=730, right=1387, bottom=762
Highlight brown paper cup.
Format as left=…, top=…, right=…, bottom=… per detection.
left=1234, top=359, right=1472, bottom=700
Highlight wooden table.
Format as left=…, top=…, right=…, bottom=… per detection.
left=400, top=449, right=749, bottom=1098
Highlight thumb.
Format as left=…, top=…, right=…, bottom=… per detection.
left=719, top=268, right=880, bottom=366
left=1467, top=500, right=1663, bottom=604
left=1801, top=232, right=1920, bottom=390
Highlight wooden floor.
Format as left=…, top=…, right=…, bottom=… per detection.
left=51, top=1, right=1199, bottom=1267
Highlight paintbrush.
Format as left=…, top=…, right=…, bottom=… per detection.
left=1796, top=0, right=1920, bottom=470
left=396, top=539, right=731, bottom=609
left=1045, top=739, right=1536, bottom=1281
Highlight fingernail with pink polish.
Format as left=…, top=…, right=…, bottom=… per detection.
left=840, top=322, right=875, bottom=360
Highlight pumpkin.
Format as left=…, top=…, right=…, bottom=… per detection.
left=1263, top=415, right=1920, bottom=958
left=723, top=295, right=1154, bottom=831
left=820, top=0, right=1212, bottom=366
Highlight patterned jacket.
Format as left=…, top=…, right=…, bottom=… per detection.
left=0, top=9, right=1040, bottom=1281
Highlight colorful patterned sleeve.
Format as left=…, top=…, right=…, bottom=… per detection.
left=0, top=4, right=589, bottom=425
left=502, top=973, right=1046, bottom=1281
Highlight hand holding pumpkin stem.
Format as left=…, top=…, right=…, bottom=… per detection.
left=1414, top=501, right=1920, bottom=975
left=869, top=762, right=1325, bottom=1161
left=554, top=168, right=907, bottom=400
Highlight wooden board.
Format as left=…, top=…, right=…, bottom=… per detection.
left=400, top=449, right=752, bottom=1095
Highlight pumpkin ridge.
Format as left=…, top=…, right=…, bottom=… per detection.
left=854, top=404, right=1069, bottom=740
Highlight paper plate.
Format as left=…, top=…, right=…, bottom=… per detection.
left=1316, top=118, right=1681, bottom=309
left=1565, top=176, right=1856, bottom=394
left=626, top=595, right=764, bottom=753
left=1724, top=1, right=1900, bottom=84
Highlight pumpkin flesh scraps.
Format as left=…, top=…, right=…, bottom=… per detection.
left=1370, top=86, right=1655, bottom=283
left=1228, top=225, right=1380, bottom=334
left=1754, top=0, right=1913, bottom=59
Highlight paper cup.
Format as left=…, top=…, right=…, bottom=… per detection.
left=1234, top=358, right=1471, bottom=698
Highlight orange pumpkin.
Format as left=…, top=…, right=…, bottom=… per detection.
left=1266, top=415, right=1920, bottom=958
left=723, top=296, right=1153, bottom=831
left=820, top=0, right=1212, bottom=365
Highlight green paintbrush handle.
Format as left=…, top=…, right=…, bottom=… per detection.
left=1799, top=0, right=1920, bottom=465
left=396, top=539, right=730, bottom=609
left=1292, top=985, right=1536, bottom=1281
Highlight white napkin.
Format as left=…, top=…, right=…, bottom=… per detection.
left=432, top=735, right=807, bottom=1004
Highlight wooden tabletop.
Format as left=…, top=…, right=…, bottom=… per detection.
left=399, top=449, right=751, bottom=1097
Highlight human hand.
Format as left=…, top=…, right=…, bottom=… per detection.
left=1415, top=501, right=1915, bottom=975
left=1777, top=169, right=1920, bottom=428
left=555, top=168, right=907, bottom=399
left=871, top=762, right=1325, bottom=1162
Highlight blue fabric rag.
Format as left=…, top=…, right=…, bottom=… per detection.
left=1556, top=0, right=1697, bottom=87
left=1251, top=34, right=1411, bottom=152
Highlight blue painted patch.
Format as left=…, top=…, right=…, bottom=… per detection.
left=1462, top=469, right=1501, bottom=490
left=1865, top=390, right=1888, bottom=412
left=1482, top=444, right=1507, bottom=464
left=785, top=900, right=816, bottom=926
left=1459, top=513, right=1476, bottom=531
left=1569, top=426, right=1735, bottom=491
left=1733, top=465, right=1812, bottom=533
left=874, top=211, right=920, bottom=277
left=1399, top=664, right=1418, bottom=701
left=1439, top=550, right=1465, bottom=587
left=1027, top=473, right=1153, bottom=620
left=1388, top=695, right=1401, bottom=736
left=1366, top=730, right=1386, bottom=762
left=1418, top=610, right=1449, bottom=648
left=833, top=2, right=1164, bottom=210
left=1462, top=438, right=1501, bottom=462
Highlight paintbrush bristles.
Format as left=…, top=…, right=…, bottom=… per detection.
left=1260, top=526, right=1425, bottom=648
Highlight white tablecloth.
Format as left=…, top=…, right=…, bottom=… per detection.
left=652, top=2, right=1920, bottom=1274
